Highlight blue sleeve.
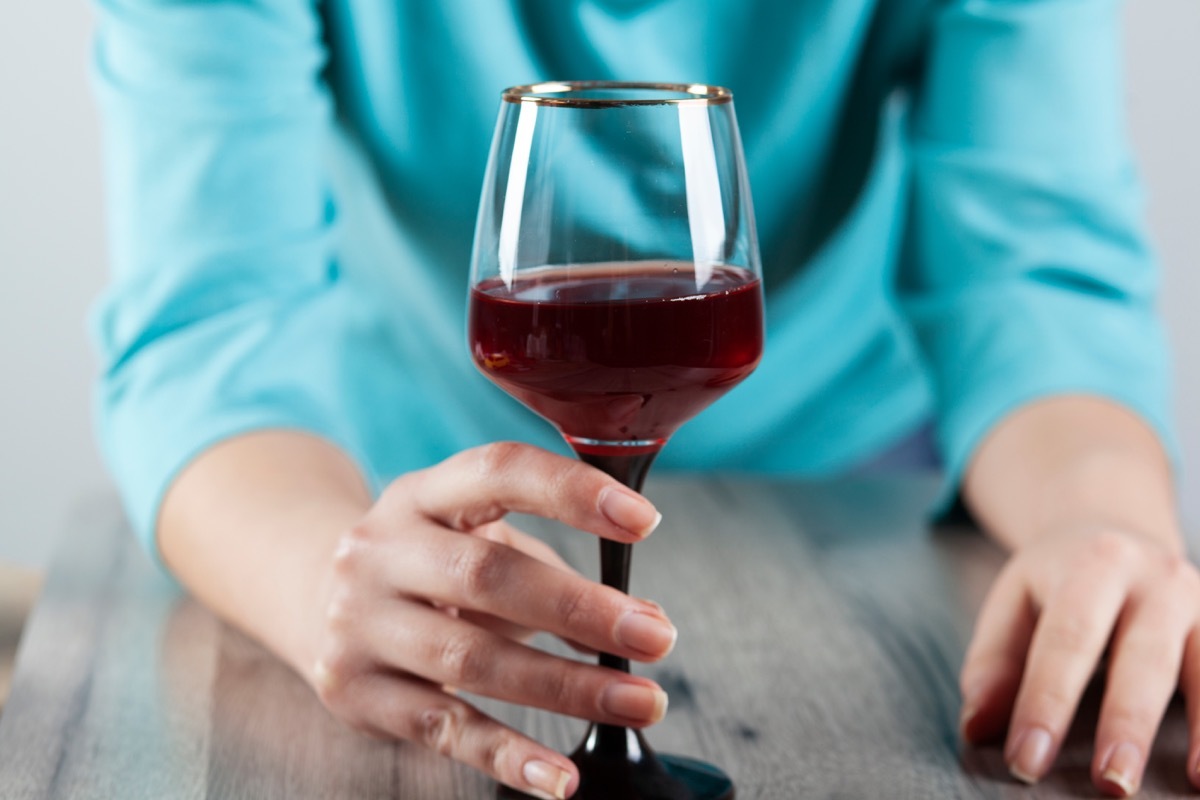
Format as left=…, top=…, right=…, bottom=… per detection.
left=899, top=0, right=1177, bottom=503
left=91, top=0, right=379, bottom=564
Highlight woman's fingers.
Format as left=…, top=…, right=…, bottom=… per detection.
left=313, top=442, right=676, bottom=797
left=404, top=442, right=661, bottom=543
left=332, top=670, right=578, bottom=800
left=386, top=527, right=676, bottom=662
left=457, top=610, right=537, bottom=644
left=368, top=598, right=669, bottom=728
left=960, top=531, right=1200, bottom=792
left=1004, top=537, right=1133, bottom=784
left=455, top=609, right=600, bottom=656
left=473, top=519, right=579, bottom=575
left=458, top=521, right=582, bottom=643
left=457, top=500, right=606, bottom=652
left=1091, top=570, right=1194, bottom=797
left=959, top=564, right=1037, bottom=744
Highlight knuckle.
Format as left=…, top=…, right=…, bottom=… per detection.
left=542, top=663, right=577, bottom=711
left=1125, top=633, right=1174, bottom=667
left=416, top=705, right=467, bottom=757
left=1085, top=530, right=1140, bottom=570
left=449, top=542, right=509, bottom=600
left=1159, top=553, right=1199, bottom=592
left=1023, top=683, right=1075, bottom=725
left=554, top=583, right=596, bottom=632
left=475, top=442, right=526, bottom=480
left=331, top=525, right=373, bottom=578
left=546, top=458, right=586, bottom=500
left=436, top=631, right=491, bottom=686
left=1044, top=616, right=1095, bottom=656
left=323, top=586, right=358, bottom=633
left=1102, top=705, right=1157, bottom=740
left=483, top=729, right=519, bottom=778
left=312, top=640, right=357, bottom=708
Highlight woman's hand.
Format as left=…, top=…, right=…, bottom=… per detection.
left=959, top=525, right=1200, bottom=796
left=307, top=442, right=674, bottom=800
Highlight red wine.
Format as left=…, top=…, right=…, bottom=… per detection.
left=469, top=261, right=763, bottom=454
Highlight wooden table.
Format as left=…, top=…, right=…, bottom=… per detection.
left=0, top=478, right=1193, bottom=798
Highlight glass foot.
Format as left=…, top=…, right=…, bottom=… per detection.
left=654, top=754, right=735, bottom=800
left=498, top=732, right=734, bottom=800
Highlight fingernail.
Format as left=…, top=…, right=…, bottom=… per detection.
left=1100, top=742, right=1142, bottom=797
left=598, top=487, right=661, bottom=537
left=1008, top=727, right=1054, bottom=784
left=522, top=759, right=571, bottom=800
left=601, top=682, right=669, bottom=723
left=615, top=610, right=677, bottom=658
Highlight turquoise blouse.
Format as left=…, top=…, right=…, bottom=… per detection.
left=90, top=0, right=1174, bottom=559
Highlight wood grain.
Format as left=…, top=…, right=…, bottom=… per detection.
left=0, top=478, right=1192, bottom=798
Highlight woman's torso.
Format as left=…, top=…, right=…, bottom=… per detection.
left=317, top=0, right=936, bottom=479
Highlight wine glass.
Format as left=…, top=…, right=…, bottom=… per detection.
left=468, top=81, right=764, bottom=800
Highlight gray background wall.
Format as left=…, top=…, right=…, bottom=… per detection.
left=1, top=2, right=1197, bottom=567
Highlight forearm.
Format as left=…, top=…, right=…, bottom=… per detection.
left=158, top=430, right=373, bottom=677
left=962, top=395, right=1181, bottom=554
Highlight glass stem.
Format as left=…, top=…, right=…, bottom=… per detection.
left=576, top=450, right=658, bottom=760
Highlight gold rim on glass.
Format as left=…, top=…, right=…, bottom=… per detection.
left=502, top=81, right=733, bottom=107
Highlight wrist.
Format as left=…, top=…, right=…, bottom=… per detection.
left=964, top=398, right=1181, bottom=556
left=160, top=431, right=374, bottom=685
left=1004, top=446, right=1182, bottom=554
